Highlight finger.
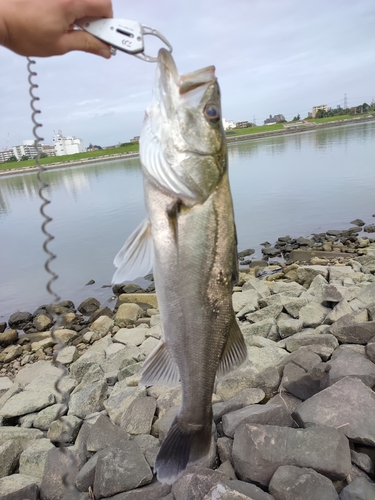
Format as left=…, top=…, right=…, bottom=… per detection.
left=73, top=0, right=113, bottom=20
left=57, top=30, right=112, bottom=58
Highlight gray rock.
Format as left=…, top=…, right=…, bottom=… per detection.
left=87, top=415, right=129, bottom=453
left=217, top=437, right=233, bottom=464
left=8, top=311, right=32, bottom=329
left=279, top=362, right=306, bottom=390
left=280, top=296, right=308, bottom=318
left=104, top=383, right=146, bottom=425
left=293, top=377, right=375, bottom=446
left=356, top=283, right=375, bottom=305
left=0, top=439, right=23, bottom=478
left=78, top=297, right=100, bottom=316
left=100, top=344, right=144, bottom=374
left=324, top=300, right=353, bottom=325
left=0, top=427, right=43, bottom=453
left=339, top=477, right=375, bottom=499
left=216, top=460, right=236, bottom=479
left=283, top=362, right=331, bottom=400
left=114, top=327, right=147, bottom=346
left=68, top=380, right=107, bottom=419
left=203, top=483, right=271, bottom=500
left=241, top=318, right=278, bottom=340
left=242, top=277, right=271, bottom=297
left=93, top=444, right=153, bottom=498
left=68, top=352, right=105, bottom=383
left=75, top=452, right=99, bottom=492
left=0, top=474, right=41, bottom=500
left=322, top=285, right=347, bottom=303
left=47, top=416, right=82, bottom=444
left=213, top=388, right=265, bottom=423
left=114, top=303, right=144, bottom=328
left=223, top=404, right=293, bottom=438
left=0, top=377, right=13, bottom=398
left=299, top=303, right=331, bottom=328
left=232, top=290, right=260, bottom=314
left=297, top=266, right=329, bottom=287
left=0, top=329, right=18, bottom=347
left=56, top=346, right=78, bottom=365
left=19, top=438, right=54, bottom=478
left=266, top=393, right=302, bottom=414
left=0, top=344, right=23, bottom=363
left=171, top=466, right=229, bottom=500
left=278, top=318, right=303, bottom=338
left=0, top=388, right=55, bottom=418
left=328, top=350, right=375, bottom=387
left=33, top=404, right=66, bottom=431
left=270, top=281, right=305, bottom=296
left=364, top=224, right=375, bottom=233
left=366, top=336, right=375, bottom=363
left=14, top=360, right=61, bottom=388
left=33, top=313, right=54, bottom=332
left=331, top=321, right=375, bottom=344
left=232, top=424, right=351, bottom=486
left=276, top=348, right=323, bottom=373
left=90, top=315, right=114, bottom=335
left=245, top=303, right=283, bottom=323
left=285, top=332, right=338, bottom=354
left=350, top=450, right=375, bottom=476
left=153, top=406, right=178, bottom=441
left=39, top=447, right=83, bottom=500
left=269, top=465, right=339, bottom=500
left=97, top=480, right=171, bottom=499
left=120, top=397, right=156, bottom=435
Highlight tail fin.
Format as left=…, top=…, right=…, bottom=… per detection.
left=155, top=415, right=212, bottom=484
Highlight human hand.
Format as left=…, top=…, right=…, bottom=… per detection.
left=0, top=0, right=113, bottom=58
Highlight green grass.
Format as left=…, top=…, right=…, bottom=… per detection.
left=0, top=144, right=139, bottom=171
left=226, top=123, right=284, bottom=136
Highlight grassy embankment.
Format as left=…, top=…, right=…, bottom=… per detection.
left=0, top=143, right=139, bottom=171
left=2, top=112, right=374, bottom=172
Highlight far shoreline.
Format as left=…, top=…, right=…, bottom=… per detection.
left=1, top=114, right=374, bottom=178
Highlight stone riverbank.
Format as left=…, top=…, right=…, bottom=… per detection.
left=1, top=229, right=375, bottom=498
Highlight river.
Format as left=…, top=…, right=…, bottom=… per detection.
left=1, top=121, right=374, bottom=323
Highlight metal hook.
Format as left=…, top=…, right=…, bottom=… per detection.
left=133, top=25, right=173, bottom=63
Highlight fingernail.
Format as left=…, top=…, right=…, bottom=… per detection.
left=99, top=48, right=111, bottom=59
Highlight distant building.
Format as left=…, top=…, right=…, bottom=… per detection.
left=264, top=114, right=285, bottom=125
left=53, top=130, right=85, bottom=156
left=311, top=104, right=328, bottom=118
left=222, top=118, right=236, bottom=130
left=235, top=121, right=249, bottom=129
left=41, top=144, right=56, bottom=157
left=12, top=140, right=42, bottom=160
left=130, top=136, right=140, bottom=143
left=0, top=149, right=14, bottom=162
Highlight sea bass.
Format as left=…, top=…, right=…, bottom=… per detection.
left=113, top=48, right=247, bottom=484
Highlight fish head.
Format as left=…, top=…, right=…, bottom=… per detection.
left=141, top=48, right=227, bottom=203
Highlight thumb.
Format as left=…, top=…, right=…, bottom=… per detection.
left=57, top=30, right=112, bottom=58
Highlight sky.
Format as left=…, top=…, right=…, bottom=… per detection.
left=0, top=0, right=374, bottom=149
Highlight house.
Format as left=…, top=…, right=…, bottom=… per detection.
left=235, top=121, right=249, bottom=129
left=53, top=130, right=85, bottom=156
left=222, top=118, right=236, bottom=130
left=264, top=114, right=285, bottom=125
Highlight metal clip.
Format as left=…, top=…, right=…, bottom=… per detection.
left=134, top=25, right=173, bottom=62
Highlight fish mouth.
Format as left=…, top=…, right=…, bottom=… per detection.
left=157, top=48, right=217, bottom=97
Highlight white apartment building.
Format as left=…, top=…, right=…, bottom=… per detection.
left=12, top=140, right=41, bottom=160
left=0, top=149, right=14, bottom=162
left=222, top=118, right=236, bottom=130
left=53, top=130, right=86, bottom=156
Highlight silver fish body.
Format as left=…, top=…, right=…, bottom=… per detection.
left=113, top=49, right=246, bottom=484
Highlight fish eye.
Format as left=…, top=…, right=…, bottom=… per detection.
left=204, top=104, right=220, bottom=123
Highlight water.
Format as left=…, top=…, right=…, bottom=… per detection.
left=1, top=121, right=375, bottom=322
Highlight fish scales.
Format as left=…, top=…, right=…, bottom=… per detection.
left=113, top=48, right=247, bottom=484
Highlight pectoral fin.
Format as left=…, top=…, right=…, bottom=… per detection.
left=217, top=315, right=247, bottom=377
left=140, top=340, right=180, bottom=386
left=112, top=219, right=154, bottom=283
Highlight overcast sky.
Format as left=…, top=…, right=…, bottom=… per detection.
left=0, top=0, right=374, bottom=149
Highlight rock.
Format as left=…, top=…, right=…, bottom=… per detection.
left=68, top=380, right=107, bottom=419
left=114, top=303, right=144, bottom=328
left=293, top=377, right=375, bottom=446
left=33, top=314, right=54, bottom=332
left=171, top=467, right=229, bottom=500
left=328, top=349, right=375, bottom=387
left=350, top=450, right=375, bottom=476
left=366, top=336, right=375, bottom=363
left=74, top=452, right=99, bottom=492
left=19, top=439, right=54, bottom=478
left=90, top=315, right=114, bottom=336
left=104, top=383, right=146, bottom=425
left=284, top=331, right=338, bottom=355
left=266, top=393, right=302, bottom=414
left=269, top=465, right=339, bottom=500
left=276, top=348, right=322, bottom=373
left=278, top=318, right=303, bottom=338
left=0, top=388, right=55, bottom=418
left=114, top=327, right=147, bottom=346
left=0, top=439, right=23, bottom=478
left=222, top=404, right=293, bottom=438
left=299, top=303, right=331, bottom=328
left=331, top=321, right=375, bottom=344
left=216, top=460, right=237, bottom=479
left=0, top=474, right=41, bottom=500
left=283, top=362, right=331, bottom=400
left=33, top=404, right=67, bottom=431
left=364, top=224, right=375, bottom=233
left=0, top=329, right=18, bottom=347
left=78, top=297, right=100, bottom=316
left=212, top=388, right=265, bottom=423
left=280, top=296, right=308, bottom=318
left=279, top=362, right=306, bottom=390
left=232, top=424, right=351, bottom=486
left=0, top=322, right=6, bottom=333
left=232, top=289, right=260, bottom=314
left=87, top=415, right=129, bottom=452
left=47, top=415, right=82, bottom=444
left=297, top=266, right=329, bottom=287
left=0, top=377, right=13, bottom=398
left=339, top=477, right=375, bottom=499
left=55, top=345, right=78, bottom=365
left=93, top=444, right=153, bottom=498
left=121, top=397, right=157, bottom=435
left=217, top=437, right=233, bottom=464
left=39, top=447, right=82, bottom=500
left=14, top=360, right=61, bottom=387
left=0, top=427, right=43, bottom=449
left=0, top=344, right=23, bottom=363
left=324, top=300, right=353, bottom=325
left=245, top=303, right=283, bottom=323
left=322, top=285, right=347, bottom=303
left=153, top=406, right=178, bottom=441
left=8, top=311, right=32, bottom=330
left=241, top=318, right=278, bottom=340
left=242, top=277, right=271, bottom=297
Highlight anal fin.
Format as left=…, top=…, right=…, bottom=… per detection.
left=112, top=218, right=154, bottom=284
left=217, top=314, right=247, bottom=377
left=140, top=340, right=180, bottom=386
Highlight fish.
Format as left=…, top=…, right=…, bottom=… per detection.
left=113, top=48, right=247, bottom=484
